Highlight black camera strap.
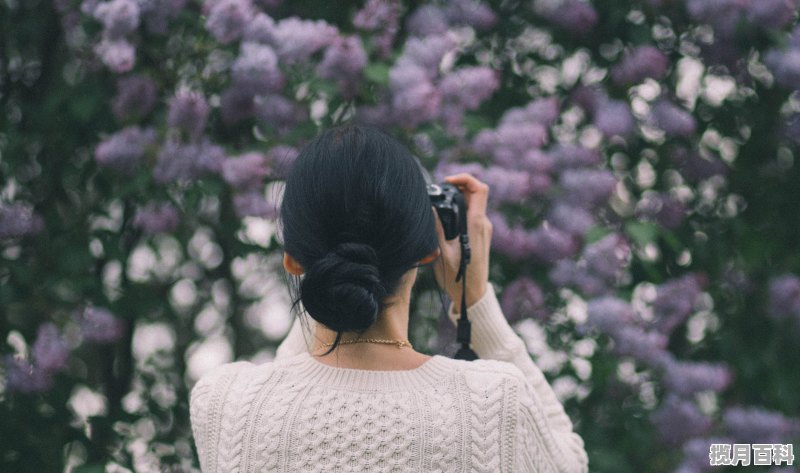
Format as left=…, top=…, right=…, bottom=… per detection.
left=453, top=207, right=478, bottom=361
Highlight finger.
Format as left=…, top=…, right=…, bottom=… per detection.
left=443, top=173, right=489, bottom=217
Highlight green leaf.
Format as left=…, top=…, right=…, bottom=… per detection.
left=73, top=465, right=105, bottom=473
left=584, top=226, right=613, bottom=244
left=624, top=220, right=660, bottom=245
left=364, top=63, right=389, bottom=85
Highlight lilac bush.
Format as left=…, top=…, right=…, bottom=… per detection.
left=3, top=0, right=800, bottom=471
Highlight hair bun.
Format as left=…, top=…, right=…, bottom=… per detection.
left=299, top=242, right=388, bottom=332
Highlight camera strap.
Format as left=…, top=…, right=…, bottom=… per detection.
left=453, top=219, right=478, bottom=361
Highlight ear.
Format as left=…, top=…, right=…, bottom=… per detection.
left=417, top=247, right=441, bottom=265
left=283, top=252, right=305, bottom=275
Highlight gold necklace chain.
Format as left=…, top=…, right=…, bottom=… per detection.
left=321, top=338, right=413, bottom=349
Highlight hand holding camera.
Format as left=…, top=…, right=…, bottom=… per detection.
left=431, top=173, right=492, bottom=314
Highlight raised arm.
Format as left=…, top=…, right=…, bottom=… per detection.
left=446, top=283, right=589, bottom=473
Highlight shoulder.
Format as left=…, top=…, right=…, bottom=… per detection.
left=189, top=361, right=254, bottom=408
left=189, top=354, right=306, bottom=408
left=438, top=356, right=526, bottom=391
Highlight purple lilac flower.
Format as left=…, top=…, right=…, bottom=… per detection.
left=221, top=152, right=270, bottom=189
left=583, top=233, right=631, bottom=281
left=650, top=99, right=697, bottom=137
left=548, top=144, right=602, bottom=171
left=550, top=260, right=607, bottom=296
left=791, top=24, right=800, bottom=48
left=439, top=67, right=500, bottom=110
left=400, top=34, right=458, bottom=78
left=94, top=126, right=157, bottom=174
left=610, top=46, right=669, bottom=86
left=232, top=42, right=285, bottom=95
left=487, top=211, right=537, bottom=259
left=317, top=35, right=368, bottom=97
left=745, top=0, right=797, bottom=30
left=243, top=12, right=275, bottom=43
left=220, top=86, right=256, bottom=125
left=662, top=359, right=734, bottom=397
left=502, top=98, right=560, bottom=127
left=354, top=103, right=400, bottom=129
left=522, top=150, right=554, bottom=175
left=78, top=307, right=126, bottom=344
left=405, top=5, right=449, bottom=37
left=472, top=123, right=549, bottom=167
left=431, top=162, right=532, bottom=203
left=529, top=224, right=580, bottom=263
left=767, top=274, right=800, bottom=320
left=546, top=203, right=595, bottom=237
left=391, top=81, right=442, bottom=128
left=31, top=323, right=70, bottom=374
left=593, top=99, right=636, bottom=138
left=764, top=48, right=800, bottom=90
left=479, top=165, right=540, bottom=203
left=540, top=0, right=598, bottom=35
left=678, top=436, right=735, bottom=473
left=650, top=394, right=713, bottom=445
left=443, top=0, right=497, bottom=30
left=585, top=295, right=638, bottom=335
left=500, top=277, right=548, bottom=323
left=433, top=161, right=484, bottom=183
left=205, top=0, right=253, bottom=44
left=233, top=190, right=278, bottom=219
left=551, top=234, right=630, bottom=295
left=167, top=89, right=210, bottom=139
left=3, top=354, right=54, bottom=394
left=635, top=192, right=687, bottom=230
left=668, top=147, right=728, bottom=182
left=111, top=74, right=157, bottom=122
left=94, top=38, right=136, bottom=73
left=81, top=0, right=100, bottom=16
left=93, top=0, right=140, bottom=38
left=699, top=40, right=742, bottom=71
left=570, top=85, right=605, bottom=114
left=265, top=145, right=299, bottom=178
left=354, top=0, right=398, bottom=30
left=269, top=16, right=338, bottom=63
left=651, top=273, right=704, bottom=335
left=254, top=94, right=307, bottom=133
left=611, top=325, right=670, bottom=368
left=0, top=203, right=44, bottom=239
left=132, top=202, right=180, bottom=234
left=153, top=138, right=226, bottom=184
left=138, top=0, right=187, bottom=35
left=353, top=0, right=400, bottom=57
left=686, top=0, right=746, bottom=39
left=722, top=406, right=800, bottom=443
left=559, top=169, right=617, bottom=209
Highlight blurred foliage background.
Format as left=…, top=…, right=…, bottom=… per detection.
left=1, top=0, right=800, bottom=471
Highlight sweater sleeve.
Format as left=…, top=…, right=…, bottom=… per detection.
left=189, top=362, right=250, bottom=473
left=446, top=283, right=589, bottom=473
left=275, top=314, right=315, bottom=360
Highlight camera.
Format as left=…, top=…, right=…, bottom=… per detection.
left=412, top=155, right=467, bottom=241
left=427, top=182, right=465, bottom=241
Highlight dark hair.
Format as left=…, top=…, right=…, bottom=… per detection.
left=278, top=125, right=440, bottom=356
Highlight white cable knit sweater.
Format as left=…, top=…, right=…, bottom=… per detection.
left=189, top=283, right=589, bottom=472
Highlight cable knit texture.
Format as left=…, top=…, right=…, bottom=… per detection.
left=190, top=284, right=589, bottom=472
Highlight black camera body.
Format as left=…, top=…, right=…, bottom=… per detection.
left=427, top=182, right=465, bottom=241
